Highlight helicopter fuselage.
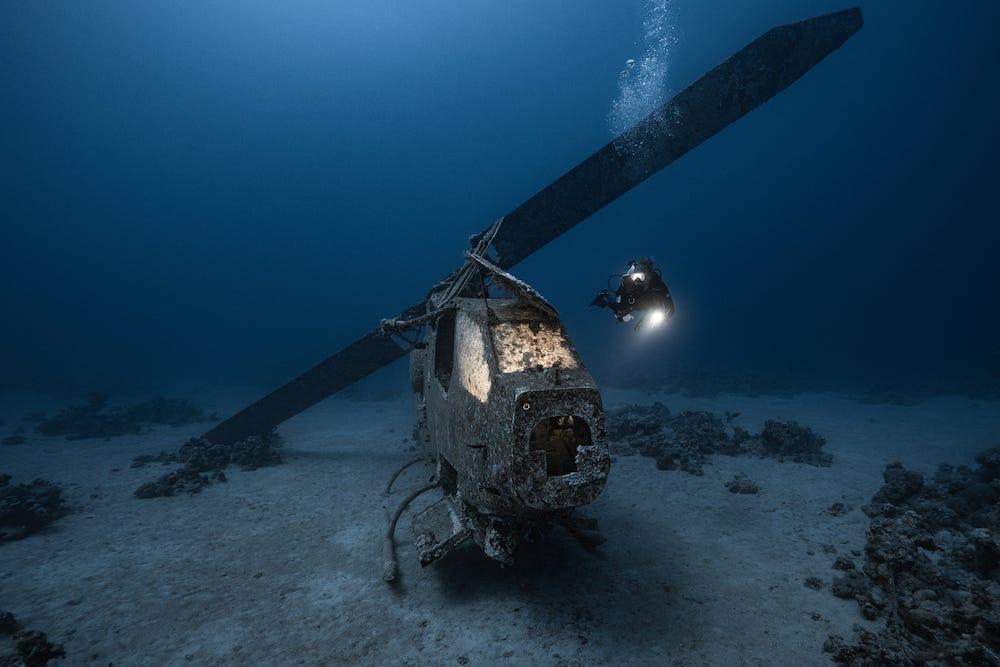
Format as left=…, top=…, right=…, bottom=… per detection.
left=410, top=295, right=610, bottom=563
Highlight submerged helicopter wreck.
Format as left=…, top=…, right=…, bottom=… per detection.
left=382, top=238, right=612, bottom=572
left=163, top=8, right=863, bottom=577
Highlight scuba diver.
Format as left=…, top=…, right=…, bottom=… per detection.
left=591, top=257, right=675, bottom=330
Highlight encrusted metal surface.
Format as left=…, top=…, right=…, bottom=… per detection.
left=411, top=496, right=471, bottom=567
left=464, top=251, right=558, bottom=319
left=492, top=321, right=579, bottom=374
left=455, top=312, right=492, bottom=403
left=417, top=291, right=610, bottom=563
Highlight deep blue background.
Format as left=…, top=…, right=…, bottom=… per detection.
left=2, top=1, right=997, bottom=396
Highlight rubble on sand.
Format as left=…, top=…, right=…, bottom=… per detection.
left=133, top=431, right=283, bottom=498
left=824, top=448, right=1000, bottom=666
left=0, top=613, right=17, bottom=635
left=35, top=394, right=210, bottom=440
left=828, top=502, right=854, bottom=517
left=726, top=473, right=760, bottom=494
left=830, top=569, right=867, bottom=601
left=606, top=402, right=830, bottom=475
left=0, top=475, right=67, bottom=542
left=744, top=419, right=832, bottom=466
left=0, top=610, right=65, bottom=666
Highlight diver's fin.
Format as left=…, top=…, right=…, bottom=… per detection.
left=590, top=290, right=611, bottom=308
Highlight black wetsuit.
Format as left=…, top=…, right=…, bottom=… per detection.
left=592, top=260, right=674, bottom=323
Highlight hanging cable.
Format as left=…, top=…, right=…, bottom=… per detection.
left=385, top=457, right=427, bottom=495
left=382, top=481, right=441, bottom=582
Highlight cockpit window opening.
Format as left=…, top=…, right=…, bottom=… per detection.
left=529, top=415, right=591, bottom=476
left=434, top=311, right=456, bottom=390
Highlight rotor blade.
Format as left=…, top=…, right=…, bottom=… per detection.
left=201, top=7, right=862, bottom=443
left=202, top=329, right=408, bottom=444
left=489, top=7, right=863, bottom=268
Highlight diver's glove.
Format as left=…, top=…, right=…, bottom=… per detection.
left=590, top=290, right=611, bottom=308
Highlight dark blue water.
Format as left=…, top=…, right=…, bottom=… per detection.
left=2, top=1, right=997, bottom=398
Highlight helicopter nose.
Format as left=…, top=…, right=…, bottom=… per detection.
left=511, top=387, right=610, bottom=510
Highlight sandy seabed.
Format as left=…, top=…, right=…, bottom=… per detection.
left=2, top=387, right=998, bottom=666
